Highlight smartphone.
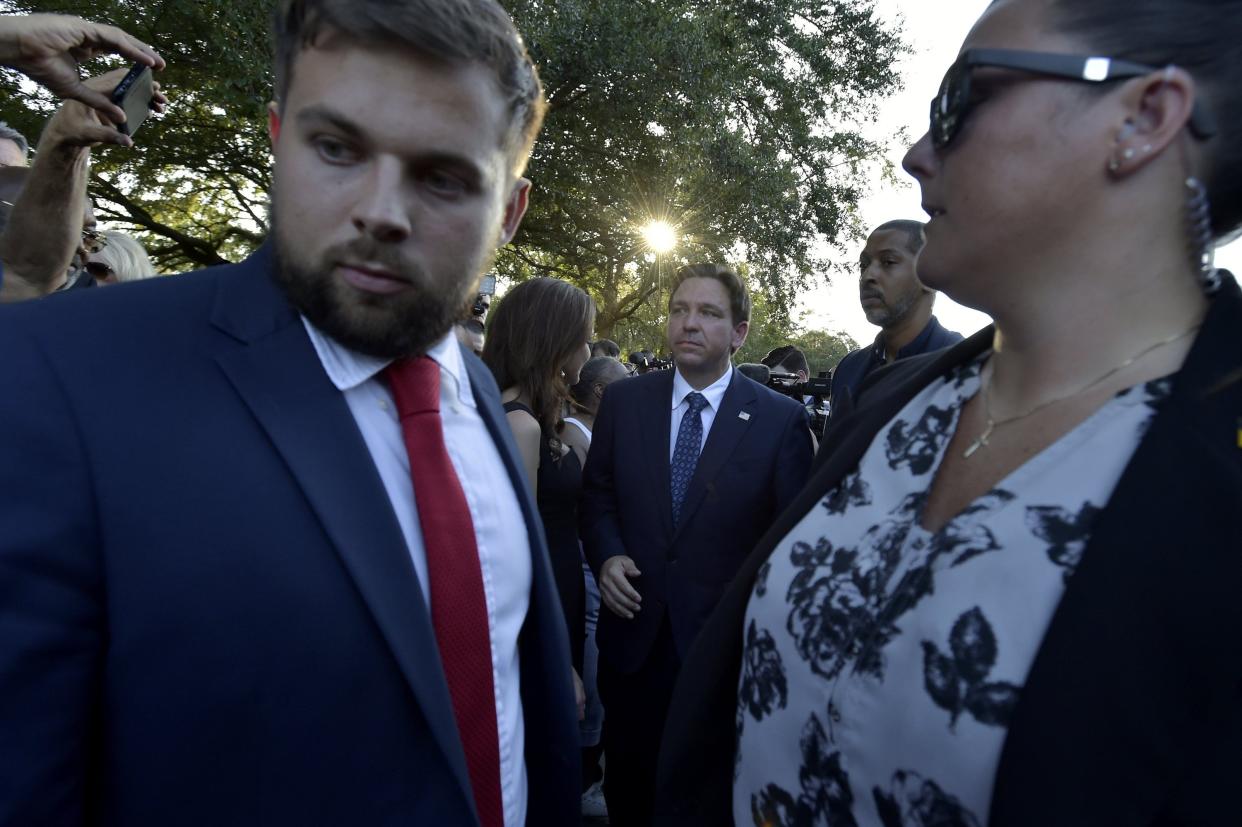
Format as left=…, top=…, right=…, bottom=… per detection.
left=109, top=63, right=155, bottom=137
left=478, top=274, right=497, bottom=296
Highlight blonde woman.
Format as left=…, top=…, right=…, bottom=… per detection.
left=85, top=231, right=157, bottom=284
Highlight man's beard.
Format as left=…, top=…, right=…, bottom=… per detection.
left=864, top=286, right=923, bottom=329
left=271, top=218, right=491, bottom=360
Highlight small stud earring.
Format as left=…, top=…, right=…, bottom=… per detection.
left=1122, top=147, right=1136, bottom=160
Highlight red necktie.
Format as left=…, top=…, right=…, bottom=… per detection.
left=385, top=356, right=503, bottom=827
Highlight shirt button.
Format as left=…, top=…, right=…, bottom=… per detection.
left=377, top=399, right=390, bottom=411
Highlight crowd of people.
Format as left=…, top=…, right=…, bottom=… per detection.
left=0, top=17, right=170, bottom=300
left=0, top=0, right=1239, bottom=826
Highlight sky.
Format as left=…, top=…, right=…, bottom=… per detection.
left=799, top=0, right=1242, bottom=345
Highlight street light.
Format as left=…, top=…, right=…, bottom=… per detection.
left=641, top=220, right=678, bottom=254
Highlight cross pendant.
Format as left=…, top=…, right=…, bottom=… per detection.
left=962, top=422, right=994, bottom=459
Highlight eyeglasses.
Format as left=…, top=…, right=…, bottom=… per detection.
left=931, top=48, right=1218, bottom=150
left=81, top=229, right=108, bottom=253
left=84, top=261, right=115, bottom=280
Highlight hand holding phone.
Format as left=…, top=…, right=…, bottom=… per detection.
left=109, top=63, right=155, bottom=136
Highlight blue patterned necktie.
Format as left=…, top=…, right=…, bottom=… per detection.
left=671, top=391, right=709, bottom=525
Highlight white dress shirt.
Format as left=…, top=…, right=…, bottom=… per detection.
left=302, top=319, right=530, bottom=827
left=669, top=365, right=734, bottom=460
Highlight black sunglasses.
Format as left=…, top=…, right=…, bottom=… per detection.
left=931, top=48, right=1218, bottom=149
left=84, top=261, right=115, bottom=280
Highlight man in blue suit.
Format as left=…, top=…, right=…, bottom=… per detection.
left=580, top=263, right=814, bottom=826
left=0, top=1, right=579, bottom=825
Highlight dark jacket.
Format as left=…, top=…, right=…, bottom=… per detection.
left=0, top=246, right=581, bottom=826
left=828, top=314, right=963, bottom=424
left=580, top=369, right=813, bottom=672
left=655, top=276, right=1242, bottom=826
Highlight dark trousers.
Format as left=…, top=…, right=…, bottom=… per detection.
left=597, top=616, right=682, bottom=827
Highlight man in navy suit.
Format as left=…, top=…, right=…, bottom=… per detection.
left=581, top=263, right=814, bottom=826
left=0, top=1, right=580, bottom=825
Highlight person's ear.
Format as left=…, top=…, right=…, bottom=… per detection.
left=498, top=177, right=532, bottom=245
left=1107, top=66, right=1198, bottom=177
left=731, top=320, right=750, bottom=353
left=267, top=101, right=282, bottom=146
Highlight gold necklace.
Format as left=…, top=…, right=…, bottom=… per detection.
left=962, top=325, right=1201, bottom=459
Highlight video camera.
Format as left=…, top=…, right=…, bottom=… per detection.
left=628, top=350, right=672, bottom=373
left=766, top=370, right=833, bottom=438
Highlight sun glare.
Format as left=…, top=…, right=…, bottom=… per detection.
left=641, top=220, right=678, bottom=254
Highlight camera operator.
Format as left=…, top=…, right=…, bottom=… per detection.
left=626, top=349, right=671, bottom=375
left=762, top=344, right=809, bottom=394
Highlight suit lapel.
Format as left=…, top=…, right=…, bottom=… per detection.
left=209, top=252, right=474, bottom=809
left=672, top=371, right=756, bottom=539
left=645, top=370, right=676, bottom=536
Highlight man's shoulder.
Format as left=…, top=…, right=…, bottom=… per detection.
left=0, top=254, right=275, bottom=369
left=922, top=315, right=965, bottom=352
left=0, top=265, right=216, bottom=340
left=607, top=368, right=670, bottom=406
left=740, top=373, right=806, bottom=417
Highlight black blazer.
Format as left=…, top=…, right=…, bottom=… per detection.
left=655, top=277, right=1242, bottom=826
left=581, top=368, right=814, bottom=673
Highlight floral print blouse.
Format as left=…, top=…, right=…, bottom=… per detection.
left=734, top=353, right=1172, bottom=827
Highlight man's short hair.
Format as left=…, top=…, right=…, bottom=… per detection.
left=0, top=122, right=29, bottom=162
left=871, top=219, right=926, bottom=255
left=590, top=338, right=620, bottom=359
left=570, top=356, right=626, bottom=403
left=271, top=0, right=546, bottom=174
left=762, top=345, right=808, bottom=376
left=668, top=263, right=751, bottom=325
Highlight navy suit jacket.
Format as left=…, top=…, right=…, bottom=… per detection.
left=0, top=246, right=580, bottom=826
left=580, top=368, right=813, bottom=674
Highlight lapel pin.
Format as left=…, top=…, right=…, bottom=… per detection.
left=738, top=411, right=751, bottom=421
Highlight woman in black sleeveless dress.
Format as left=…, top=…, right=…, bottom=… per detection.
left=482, top=277, right=594, bottom=676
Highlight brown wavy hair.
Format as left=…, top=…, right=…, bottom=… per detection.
left=483, top=277, right=595, bottom=431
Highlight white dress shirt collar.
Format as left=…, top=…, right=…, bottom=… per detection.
left=671, top=364, right=733, bottom=412
left=300, top=318, right=476, bottom=410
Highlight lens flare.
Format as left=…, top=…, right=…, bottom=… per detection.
left=641, top=220, right=678, bottom=254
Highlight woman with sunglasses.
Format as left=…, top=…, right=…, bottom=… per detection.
left=85, top=230, right=158, bottom=285
left=655, top=1, right=1242, bottom=825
